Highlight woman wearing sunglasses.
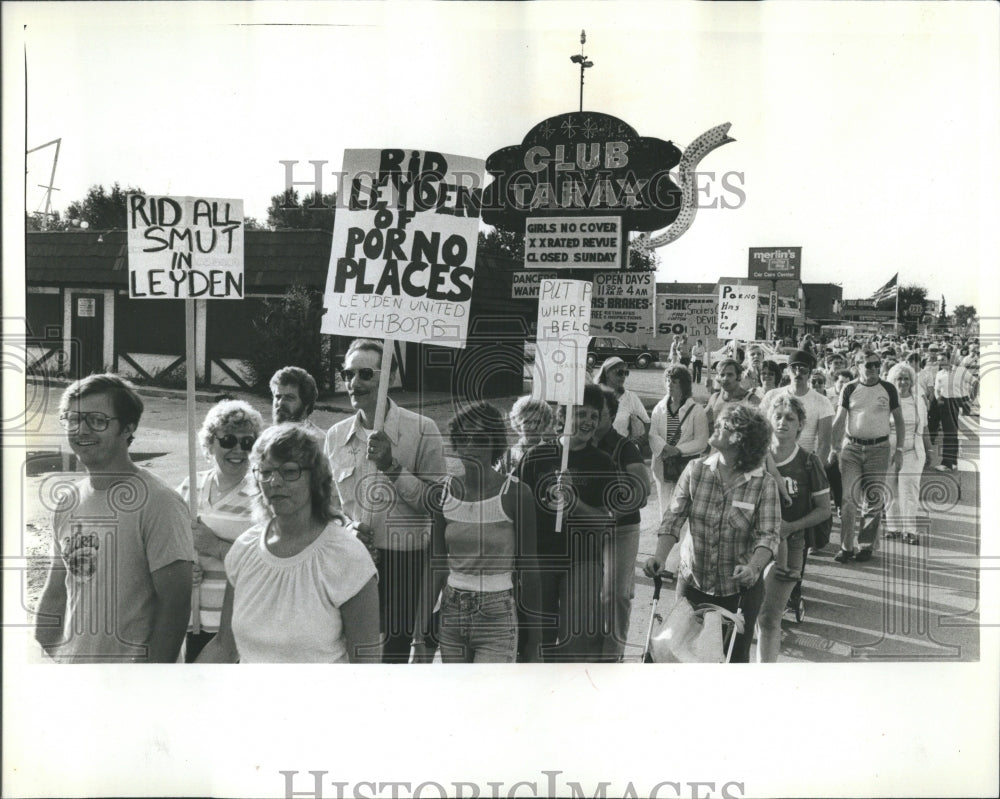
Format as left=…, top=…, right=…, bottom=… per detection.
left=198, top=424, right=380, bottom=662
left=177, top=400, right=263, bottom=661
left=596, top=356, right=649, bottom=444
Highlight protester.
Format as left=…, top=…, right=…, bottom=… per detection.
left=198, top=424, right=380, bottom=663
left=705, top=358, right=760, bottom=431
left=499, top=396, right=554, bottom=475
left=690, top=338, right=707, bottom=384
left=762, top=349, right=833, bottom=461
left=649, top=365, right=710, bottom=511
left=324, top=338, right=447, bottom=663
left=644, top=404, right=781, bottom=664
left=829, top=352, right=905, bottom=563
left=517, top=383, right=620, bottom=662
left=35, top=374, right=194, bottom=663
left=177, top=399, right=263, bottom=661
left=595, top=356, right=650, bottom=443
left=884, top=364, right=931, bottom=545
left=270, top=366, right=324, bottom=439
left=421, top=403, right=540, bottom=663
left=677, top=334, right=692, bottom=368
left=759, top=360, right=783, bottom=399
left=933, top=352, right=965, bottom=472
left=809, top=369, right=828, bottom=397
left=740, top=345, right=765, bottom=392
left=594, top=386, right=650, bottom=662
left=755, top=394, right=831, bottom=662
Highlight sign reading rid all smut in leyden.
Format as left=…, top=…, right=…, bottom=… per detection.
left=524, top=216, right=622, bottom=268
left=127, top=195, right=245, bottom=299
left=321, top=148, right=485, bottom=348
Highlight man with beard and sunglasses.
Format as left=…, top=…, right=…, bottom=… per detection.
left=829, top=353, right=905, bottom=564
left=323, top=338, right=446, bottom=663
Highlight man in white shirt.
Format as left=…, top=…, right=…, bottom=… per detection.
left=934, top=353, right=967, bottom=471
left=762, top=349, right=834, bottom=462
left=324, top=339, right=447, bottom=662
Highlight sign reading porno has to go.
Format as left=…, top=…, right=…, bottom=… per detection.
left=524, top=216, right=622, bottom=267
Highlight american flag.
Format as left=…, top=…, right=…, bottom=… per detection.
left=869, top=273, right=898, bottom=304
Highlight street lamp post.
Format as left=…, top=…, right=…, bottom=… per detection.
left=570, top=30, right=593, bottom=113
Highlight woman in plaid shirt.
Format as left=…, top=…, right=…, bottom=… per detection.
left=644, top=404, right=781, bottom=663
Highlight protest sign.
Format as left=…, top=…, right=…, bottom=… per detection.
left=127, top=195, right=244, bottom=299
left=532, top=279, right=592, bottom=406
left=717, top=283, right=759, bottom=340
left=321, top=149, right=485, bottom=348
left=524, top=216, right=622, bottom=268
left=590, top=270, right=655, bottom=338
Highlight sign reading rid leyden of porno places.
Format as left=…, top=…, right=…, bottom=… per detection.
left=127, top=195, right=245, bottom=299
left=533, top=278, right=592, bottom=406
left=321, top=149, right=485, bottom=348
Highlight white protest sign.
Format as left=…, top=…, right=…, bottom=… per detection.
left=127, top=195, right=244, bottom=299
left=532, top=279, right=592, bottom=406
left=321, top=148, right=485, bottom=348
left=717, top=283, right=759, bottom=340
left=524, top=216, right=622, bottom=268
left=590, top=270, right=655, bottom=338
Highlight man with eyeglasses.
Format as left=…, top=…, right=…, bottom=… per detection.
left=35, top=374, right=194, bottom=662
left=828, top=355, right=905, bottom=563
left=323, top=338, right=446, bottom=663
left=269, top=366, right=324, bottom=440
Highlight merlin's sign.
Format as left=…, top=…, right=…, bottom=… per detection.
left=748, top=247, right=802, bottom=281
left=482, top=111, right=683, bottom=233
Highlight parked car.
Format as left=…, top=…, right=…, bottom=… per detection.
left=587, top=336, right=656, bottom=369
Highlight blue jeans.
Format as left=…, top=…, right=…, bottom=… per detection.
left=438, top=586, right=517, bottom=663
left=838, top=441, right=891, bottom=552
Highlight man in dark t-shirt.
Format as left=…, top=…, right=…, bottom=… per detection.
left=518, top=384, right=619, bottom=663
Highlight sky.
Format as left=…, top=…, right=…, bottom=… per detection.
left=15, top=1, right=999, bottom=310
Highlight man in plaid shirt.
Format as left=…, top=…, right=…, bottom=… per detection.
left=645, top=404, right=780, bottom=662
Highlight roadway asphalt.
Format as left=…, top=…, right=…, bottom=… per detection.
left=20, top=365, right=981, bottom=662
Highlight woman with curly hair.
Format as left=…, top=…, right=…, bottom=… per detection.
left=644, top=404, right=781, bottom=663
left=198, top=424, right=380, bottom=663
left=177, top=399, right=264, bottom=661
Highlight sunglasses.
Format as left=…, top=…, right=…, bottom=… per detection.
left=59, top=411, right=119, bottom=432
left=611, top=368, right=630, bottom=377
left=864, top=361, right=881, bottom=368
left=340, top=367, right=380, bottom=382
left=253, top=464, right=307, bottom=483
left=215, top=434, right=256, bottom=451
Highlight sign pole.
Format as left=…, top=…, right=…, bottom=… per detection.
left=554, top=406, right=573, bottom=534
left=185, top=297, right=201, bottom=634
left=358, top=337, right=396, bottom=531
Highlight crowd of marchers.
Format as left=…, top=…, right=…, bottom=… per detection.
left=34, top=328, right=979, bottom=664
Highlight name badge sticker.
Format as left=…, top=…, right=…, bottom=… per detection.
left=732, top=500, right=755, bottom=510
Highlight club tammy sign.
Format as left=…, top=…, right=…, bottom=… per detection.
left=482, top=111, right=683, bottom=234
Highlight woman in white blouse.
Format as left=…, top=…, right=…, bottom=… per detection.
left=198, top=424, right=381, bottom=663
left=885, top=363, right=931, bottom=545
left=596, top=356, right=650, bottom=443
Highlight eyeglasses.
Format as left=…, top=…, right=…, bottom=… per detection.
left=215, top=434, right=256, bottom=452
left=612, top=369, right=630, bottom=377
left=340, top=367, right=380, bottom=382
left=790, top=363, right=811, bottom=372
left=253, top=464, right=307, bottom=483
left=58, top=411, right=119, bottom=432
left=864, top=361, right=881, bottom=369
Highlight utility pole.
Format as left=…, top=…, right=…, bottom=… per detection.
left=26, top=138, right=62, bottom=221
